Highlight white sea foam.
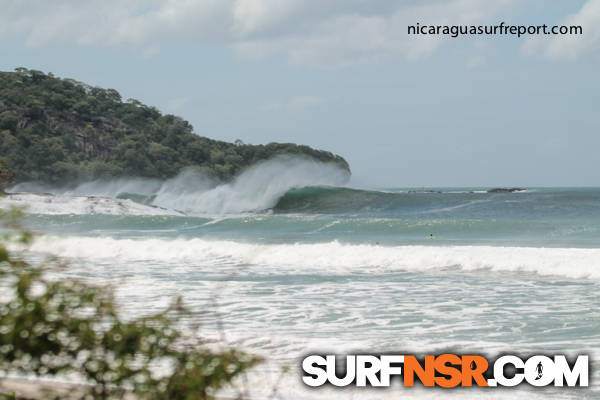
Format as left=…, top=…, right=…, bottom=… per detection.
left=151, top=155, right=349, bottom=214
left=0, top=193, right=181, bottom=216
left=29, top=236, right=600, bottom=279
left=20, top=234, right=600, bottom=399
left=8, top=155, right=349, bottom=215
left=61, top=177, right=163, bottom=198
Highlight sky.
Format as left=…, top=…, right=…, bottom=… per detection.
left=1, top=0, right=599, bottom=187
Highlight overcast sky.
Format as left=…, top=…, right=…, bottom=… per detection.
left=1, top=0, right=599, bottom=187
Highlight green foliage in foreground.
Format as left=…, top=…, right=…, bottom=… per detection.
left=0, top=68, right=349, bottom=185
left=0, top=209, right=261, bottom=399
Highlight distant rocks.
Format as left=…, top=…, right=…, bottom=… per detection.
left=487, top=188, right=525, bottom=193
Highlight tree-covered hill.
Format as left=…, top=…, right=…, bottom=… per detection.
left=0, top=68, right=349, bottom=188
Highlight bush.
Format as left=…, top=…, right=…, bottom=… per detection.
left=0, top=209, right=261, bottom=399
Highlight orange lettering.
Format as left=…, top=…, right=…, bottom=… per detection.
left=461, top=355, right=489, bottom=387
left=404, top=355, right=435, bottom=386
left=434, top=354, right=462, bottom=388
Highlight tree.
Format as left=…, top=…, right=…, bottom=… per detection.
left=0, top=68, right=350, bottom=185
left=0, top=159, right=14, bottom=193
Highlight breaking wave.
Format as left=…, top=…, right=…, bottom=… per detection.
left=29, top=236, right=600, bottom=280
left=151, top=156, right=349, bottom=214
left=7, top=155, right=350, bottom=215
left=7, top=155, right=600, bottom=220
left=0, top=192, right=180, bottom=216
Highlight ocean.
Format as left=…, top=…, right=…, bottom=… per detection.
left=2, top=161, right=599, bottom=399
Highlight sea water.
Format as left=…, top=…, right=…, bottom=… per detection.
left=3, top=174, right=600, bottom=399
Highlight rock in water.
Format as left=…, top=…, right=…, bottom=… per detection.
left=487, top=188, right=525, bottom=193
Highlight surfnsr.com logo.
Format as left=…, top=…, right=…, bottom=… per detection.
left=302, top=354, right=588, bottom=388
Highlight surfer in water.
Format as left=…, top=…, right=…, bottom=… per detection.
left=429, top=233, right=435, bottom=239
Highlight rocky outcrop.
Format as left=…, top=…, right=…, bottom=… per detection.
left=487, top=188, right=525, bottom=193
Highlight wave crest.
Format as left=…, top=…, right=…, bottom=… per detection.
left=8, top=155, right=350, bottom=215
left=30, top=236, right=600, bottom=280
left=152, top=155, right=349, bottom=214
